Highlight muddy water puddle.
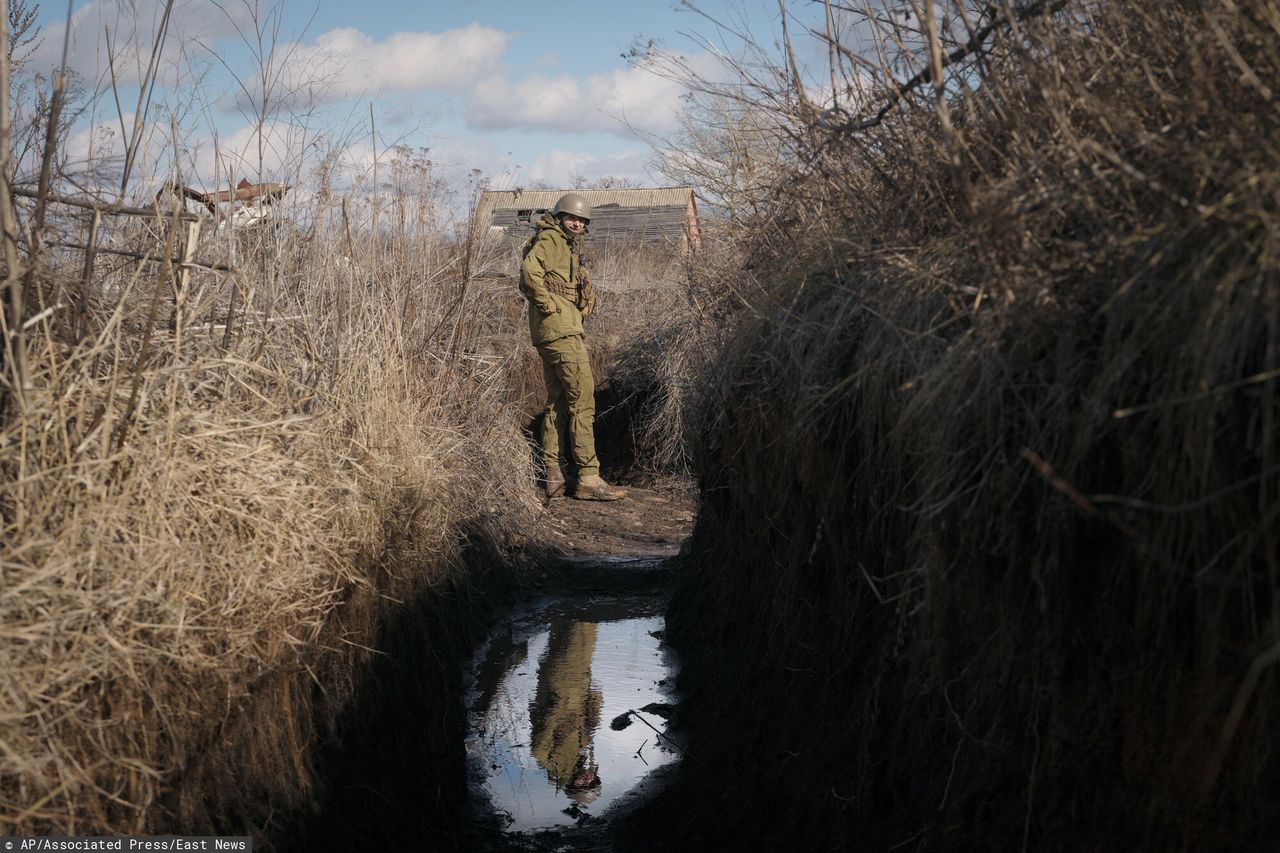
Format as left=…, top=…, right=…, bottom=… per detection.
left=466, top=592, right=679, bottom=837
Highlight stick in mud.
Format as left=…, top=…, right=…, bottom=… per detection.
left=621, top=709, right=708, bottom=768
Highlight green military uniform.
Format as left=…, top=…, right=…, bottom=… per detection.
left=529, top=620, right=603, bottom=798
left=521, top=213, right=600, bottom=480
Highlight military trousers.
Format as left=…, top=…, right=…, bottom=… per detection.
left=537, top=334, right=599, bottom=477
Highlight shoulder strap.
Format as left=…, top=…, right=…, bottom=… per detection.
left=521, top=231, right=538, bottom=260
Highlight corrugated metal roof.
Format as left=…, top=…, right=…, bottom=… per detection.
left=475, top=187, right=695, bottom=233
left=478, top=188, right=701, bottom=245
left=478, top=186, right=692, bottom=218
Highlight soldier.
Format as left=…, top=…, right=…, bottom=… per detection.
left=528, top=620, right=604, bottom=797
left=520, top=192, right=626, bottom=501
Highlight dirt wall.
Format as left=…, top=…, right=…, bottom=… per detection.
left=132, top=522, right=521, bottom=850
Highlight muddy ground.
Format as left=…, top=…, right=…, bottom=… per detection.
left=458, top=484, right=698, bottom=852
left=285, top=482, right=696, bottom=853
left=536, top=485, right=696, bottom=559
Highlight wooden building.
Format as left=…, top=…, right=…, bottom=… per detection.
left=476, top=187, right=701, bottom=250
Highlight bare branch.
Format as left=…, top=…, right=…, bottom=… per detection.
left=119, top=0, right=176, bottom=194
left=11, top=186, right=203, bottom=221
left=52, top=240, right=235, bottom=273
left=816, top=0, right=1068, bottom=133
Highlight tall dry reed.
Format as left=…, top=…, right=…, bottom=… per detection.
left=658, top=0, right=1280, bottom=848
left=0, top=173, right=537, bottom=839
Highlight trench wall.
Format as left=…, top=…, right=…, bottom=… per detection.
left=654, top=1, right=1280, bottom=849
left=159, top=525, right=528, bottom=852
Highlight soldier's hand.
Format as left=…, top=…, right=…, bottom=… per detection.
left=537, top=300, right=558, bottom=316
left=577, top=271, right=596, bottom=319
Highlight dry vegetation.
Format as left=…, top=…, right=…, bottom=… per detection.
left=0, top=67, right=698, bottom=843
left=652, top=0, right=1280, bottom=849
left=11, top=0, right=1275, bottom=845
left=0, top=86, right=547, bottom=843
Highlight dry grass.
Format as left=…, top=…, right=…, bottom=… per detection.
left=661, top=0, right=1280, bottom=848
left=0, top=4, right=702, bottom=838
left=0, top=188, right=538, bottom=838
left=598, top=224, right=743, bottom=484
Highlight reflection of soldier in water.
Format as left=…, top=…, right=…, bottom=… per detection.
left=529, top=620, right=604, bottom=803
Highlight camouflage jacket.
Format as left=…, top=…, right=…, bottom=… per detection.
left=520, top=214, right=596, bottom=345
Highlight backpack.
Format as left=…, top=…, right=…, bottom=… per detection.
left=518, top=229, right=539, bottom=288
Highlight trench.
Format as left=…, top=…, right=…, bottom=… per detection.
left=279, top=541, right=690, bottom=853
left=279, top=384, right=698, bottom=851
left=463, top=566, right=682, bottom=851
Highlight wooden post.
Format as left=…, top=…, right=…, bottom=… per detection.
left=0, top=4, right=29, bottom=413
left=78, top=209, right=101, bottom=341
left=177, top=220, right=201, bottom=311
left=170, top=218, right=200, bottom=341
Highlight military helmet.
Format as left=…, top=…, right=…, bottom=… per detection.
left=552, top=192, right=592, bottom=221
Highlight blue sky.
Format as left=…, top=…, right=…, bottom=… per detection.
left=23, top=0, right=811, bottom=205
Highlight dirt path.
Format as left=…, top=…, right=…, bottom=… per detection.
left=535, top=484, right=697, bottom=559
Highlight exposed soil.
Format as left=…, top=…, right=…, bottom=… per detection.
left=455, top=484, right=698, bottom=852
left=535, top=484, right=696, bottom=560
left=284, top=471, right=698, bottom=852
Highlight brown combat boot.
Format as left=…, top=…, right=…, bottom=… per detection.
left=574, top=473, right=626, bottom=501
left=543, top=468, right=567, bottom=499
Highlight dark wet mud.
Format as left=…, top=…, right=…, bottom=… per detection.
left=462, top=564, right=683, bottom=852
left=467, top=595, right=678, bottom=834
left=290, top=488, right=694, bottom=853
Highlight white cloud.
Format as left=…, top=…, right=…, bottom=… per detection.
left=32, top=7, right=514, bottom=119
left=221, top=24, right=514, bottom=113
left=465, top=63, right=688, bottom=137
left=28, top=0, right=253, bottom=86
